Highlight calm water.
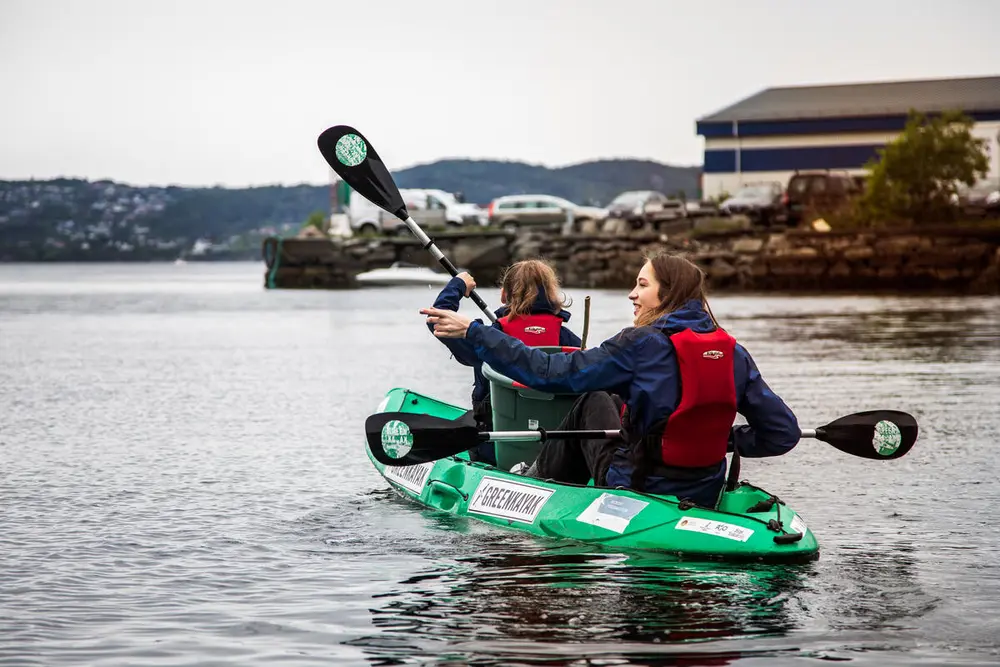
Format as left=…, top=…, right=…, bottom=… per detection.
left=2, top=262, right=999, bottom=666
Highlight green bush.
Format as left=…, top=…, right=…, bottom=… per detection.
left=858, top=110, right=989, bottom=225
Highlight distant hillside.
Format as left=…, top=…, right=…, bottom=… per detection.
left=0, top=158, right=701, bottom=260
left=393, top=159, right=701, bottom=205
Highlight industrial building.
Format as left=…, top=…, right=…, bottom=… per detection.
left=696, top=75, right=1000, bottom=196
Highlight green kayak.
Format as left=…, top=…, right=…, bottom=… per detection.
left=366, top=386, right=820, bottom=563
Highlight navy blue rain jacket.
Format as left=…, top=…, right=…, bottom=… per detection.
left=427, top=275, right=581, bottom=407
left=465, top=299, right=800, bottom=506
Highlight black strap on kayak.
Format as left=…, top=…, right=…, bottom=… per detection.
left=725, top=450, right=741, bottom=491
left=746, top=496, right=780, bottom=513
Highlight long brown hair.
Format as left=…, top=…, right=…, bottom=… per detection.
left=500, top=259, right=568, bottom=319
left=633, top=252, right=719, bottom=327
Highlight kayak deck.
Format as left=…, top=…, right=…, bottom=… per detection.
left=367, top=387, right=819, bottom=563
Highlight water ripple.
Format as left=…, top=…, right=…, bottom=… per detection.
left=1, top=263, right=998, bottom=665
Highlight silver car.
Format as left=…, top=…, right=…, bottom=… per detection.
left=487, top=194, right=608, bottom=231
left=953, top=179, right=1000, bottom=218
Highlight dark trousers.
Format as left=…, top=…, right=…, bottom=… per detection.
left=533, top=392, right=623, bottom=485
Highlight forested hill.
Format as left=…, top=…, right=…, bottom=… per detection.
left=0, top=158, right=701, bottom=260
left=393, top=158, right=701, bottom=204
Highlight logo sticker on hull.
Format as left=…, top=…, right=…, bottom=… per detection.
left=674, top=517, right=754, bottom=542
left=384, top=462, right=434, bottom=495
left=790, top=514, right=808, bottom=535
left=468, top=477, right=554, bottom=524
left=576, top=493, right=648, bottom=534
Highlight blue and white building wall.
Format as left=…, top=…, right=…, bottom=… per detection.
left=698, top=115, right=1000, bottom=197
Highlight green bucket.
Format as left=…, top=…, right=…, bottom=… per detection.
left=482, top=347, right=582, bottom=472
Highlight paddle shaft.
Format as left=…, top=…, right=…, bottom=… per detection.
left=482, top=427, right=816, bottom=443
left=395, top=217, right=497, bottom=323
left=481, top=428, right=826, bottom=444
left=479, top=428, right=623, bottom=443
left=581, top=295, right=591, bottom=349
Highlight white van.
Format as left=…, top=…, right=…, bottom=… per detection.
left=347, top=188, right=486, bottom=235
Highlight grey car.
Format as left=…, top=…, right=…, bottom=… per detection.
left=607, top=190, right=687, bottom=229
left=720, top=182, right=786, bottom=226
left=487, top=194, right=608, bottom=231
left=953, top=179, right=1000, bottom=218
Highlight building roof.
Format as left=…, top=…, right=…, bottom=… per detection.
left=698, top=75, right=1000, bottom=123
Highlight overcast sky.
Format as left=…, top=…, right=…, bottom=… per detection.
left=1, top=0, right=998, bottom=187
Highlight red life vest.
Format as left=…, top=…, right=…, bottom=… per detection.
left=658, top=328, right=738, bottom=468
left=497, top=313, right=563, bottom=347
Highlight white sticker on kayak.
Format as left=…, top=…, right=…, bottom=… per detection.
left=790, top=515, right=807, bottom=534
left=468, top=477, right=553, bottom=524
left=384, top=462, right=434, bottom=495
left=576, top=493, right=649, bottom=534
left=674, top=517, right=754, bottom=542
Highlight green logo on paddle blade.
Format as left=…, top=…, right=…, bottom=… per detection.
left=335, top=133, right=367, bottom=167
left=381, top=420, right=413, bottom=459
left=872, top=420, right=902, bottom=456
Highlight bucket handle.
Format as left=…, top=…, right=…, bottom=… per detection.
left=481, top=351, right=581, bottom=401
left=511, top=380, right=555, bottom=401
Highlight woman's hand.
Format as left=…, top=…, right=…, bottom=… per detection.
left=456, top=271, right=476, bottom=297
left=421, top=307, right=474, bottom=338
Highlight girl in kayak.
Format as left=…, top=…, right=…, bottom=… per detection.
left=422, top=252, right=799, bottom=507
left=426, top=259, right=581, bottom=465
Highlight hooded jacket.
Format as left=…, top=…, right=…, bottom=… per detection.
left=465, top=299, right=799, bottom=505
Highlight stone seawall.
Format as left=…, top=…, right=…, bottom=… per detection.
left=514, top=226, right=1000, bottom=294
left=261, top=231, right=512, bottom=289
left=262, top=226, right=1000, bottom=294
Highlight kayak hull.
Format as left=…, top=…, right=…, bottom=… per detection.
left=367, top=387, right=820, bottom=563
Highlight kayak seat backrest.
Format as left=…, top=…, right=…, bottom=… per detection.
left=482, top=346, right=582, bottom=471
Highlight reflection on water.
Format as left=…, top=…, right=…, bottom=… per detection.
left=349, top=544, right=812, bottom=665
left=729, top=298, right=1000, bottom=365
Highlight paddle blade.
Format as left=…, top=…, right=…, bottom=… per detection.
left=815, top=410, right=918, bottom=460
left=317, top=125, right=407, bottom=220
left=365, top=411, right=481, bottom=466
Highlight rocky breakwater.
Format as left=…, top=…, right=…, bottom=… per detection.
left=262, top=230, right=513, bottom=289
left=510, top=225, right=1000, bottom=294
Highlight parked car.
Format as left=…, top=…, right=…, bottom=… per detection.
left=719, top=182, right=786, bottom=226
left=607, top=190, right=687, bottom=229
left=952, top=179, right=1000, bottom=218
left=487, top=194, right=608, bottom=231
left=783, top=171, right=863, bottom=225
left=685, top=199, right=720, bottom=219
left=348, top=188, right=485, bottom=236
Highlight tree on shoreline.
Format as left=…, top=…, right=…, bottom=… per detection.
left=860, top=110, right=989, bottom=225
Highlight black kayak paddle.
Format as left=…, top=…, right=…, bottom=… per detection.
left=317, top=125, right=497, bottom=323
left=365, top=409, right=918, bottom=466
